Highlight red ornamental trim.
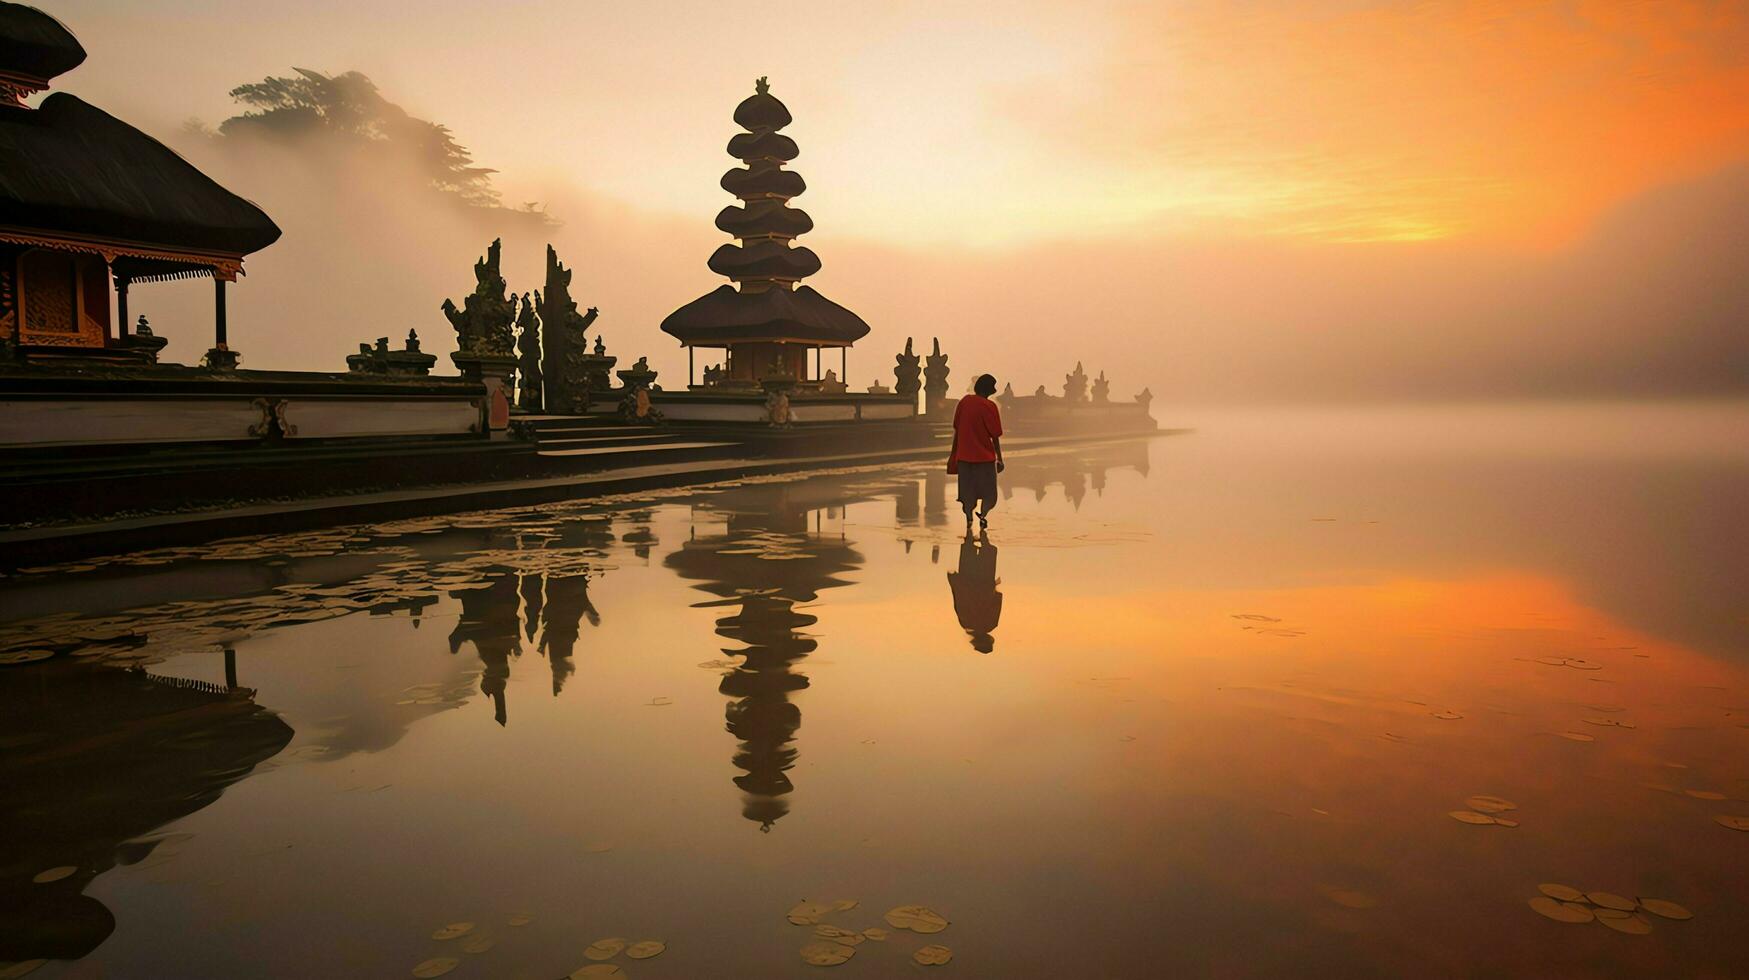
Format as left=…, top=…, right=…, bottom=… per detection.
left=0, top=226, right=245, bottom=280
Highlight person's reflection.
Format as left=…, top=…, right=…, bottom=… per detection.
left=947, top=531, right=1003, bottom=653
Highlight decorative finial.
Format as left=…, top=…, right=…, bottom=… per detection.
left=755, top=76, right=769, bottom=95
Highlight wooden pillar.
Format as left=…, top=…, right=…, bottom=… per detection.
left=224, top=646, right=238, bottom=689
left=115, top=274, right=130, bottom=338
left=841, top=347, right=847, bottom=383
left=689, top=346, right=694, bottom=386
left=213, top=276, right=227, bottom=346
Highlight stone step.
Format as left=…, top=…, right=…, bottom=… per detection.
left=536, top=440, right=741, bottom=459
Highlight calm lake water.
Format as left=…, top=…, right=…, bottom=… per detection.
left=3, top=402, right=1747, bottom=979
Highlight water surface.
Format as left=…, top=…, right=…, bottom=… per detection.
left=3, top=402, right=1746, bottom=979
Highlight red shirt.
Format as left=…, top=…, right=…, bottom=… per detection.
left=952, top=395, right=1003, bottom=463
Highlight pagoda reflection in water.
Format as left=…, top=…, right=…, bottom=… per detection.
left=665, top=483, right=862, bottom=831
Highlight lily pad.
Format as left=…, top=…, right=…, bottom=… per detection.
left=1715, top=815, right=1749, bottom=831
left=862, top=927, right=889, bottom=941
left=462, top=936, right=496, bottom=954
left=800, top=941, right=857, bottom=966
left=1558, top=732, right=1595, bottom=742
left=584, top=938, right=626, bottom=960
left=1588, top=892, right=1637, bottom=911
left=1538, top=884, right=1585, bottom=902
left=431, top=922, right=475, bottom=941
left=914, top=944, right=954, bottom=965
left=814, top=925, right=863, bottom=945
left=1448, top=810, right=1497, bottom=825
left=626, top=941, right=665, bottom=960
left=1325, top=889, right=1376, bottom=909
left=31, top=866, right=76, bottom=884
left=1430, top=710, right=1463, bottom=720
left=1465, top=796, right=1516, bottom=813
left=1596, top=910, right=1652, bottom=934
left=787, top=900, right=833, bottom=925
left=411, top=958, right=460, bottom=978
left=1529, top=897, right=1594, bottom=923
left=884, top=905, right=950, bottom=934
left=1637, top=898, right=1692, bottom=920
left=832, top=899, right=859, bottom=911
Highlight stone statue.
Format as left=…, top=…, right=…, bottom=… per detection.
left=515, top=292, right=543, bottom=412
left=766, top=388, right=791, bottom=426
left=893, top=337, right=921, bottom=399
left=1064, top=361, right=1089, bottom=402
left=923, top=337, right=950, bottom=415
left=536, top=246, right=602, bottom=413
left=1000, top=382, right=1015, bottom=401
left=820, top=368, right=846, bottom=393
left=867, top=379, right=891, bottom=394
left=1034, top=384, right=1048, bottom=397
left=405, top=329, right=423, bottom=352
left=594, top=335, right=606, bottom=356
left=1091, top=369, right=1110, bottom=404
left=441, top=238, right=516, bottom=358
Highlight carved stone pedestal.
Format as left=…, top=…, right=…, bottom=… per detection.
left=204, top=346, right=240, bottom=371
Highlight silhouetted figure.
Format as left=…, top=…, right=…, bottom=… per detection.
left=948, top=531, right=1003, bottom=653
left=947, top=373, right=1005, bottom=530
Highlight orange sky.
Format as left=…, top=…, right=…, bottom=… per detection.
left=31, top=1, right=1749, bottom=397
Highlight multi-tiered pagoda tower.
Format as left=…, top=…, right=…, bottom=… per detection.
left=661, top=78, right=869, bottom=385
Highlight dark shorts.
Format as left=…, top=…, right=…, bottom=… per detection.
left=956, top=461, right=998, bottom=511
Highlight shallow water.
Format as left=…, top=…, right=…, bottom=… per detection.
left=3, top=402, right=1747, bottom=979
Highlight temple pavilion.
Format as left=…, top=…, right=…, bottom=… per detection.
left=661, top=77, right=869, bottom=388
left=0, top=2, right=280, bottom=367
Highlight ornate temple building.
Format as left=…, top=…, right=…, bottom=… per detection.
left=661, top=77, right=869, bottom=388
left=0, top=3, right=279, bottom=367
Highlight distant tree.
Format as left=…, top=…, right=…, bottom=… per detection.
left=217, top=68, right=503, bottom=209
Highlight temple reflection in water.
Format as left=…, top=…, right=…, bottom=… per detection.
left=666, top=481, right=863, bottom=831
left=0, top=663, right=291, bottom=963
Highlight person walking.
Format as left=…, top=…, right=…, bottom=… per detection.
left=946, top=374, right=1004, bottom=530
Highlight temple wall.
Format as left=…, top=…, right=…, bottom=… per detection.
left=587, top=390, right=918, bottom=425
left=0, top=396, right=267, bottom=447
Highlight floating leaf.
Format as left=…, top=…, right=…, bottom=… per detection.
left=411, top=958, right=459, bottom=978
left=1494, top=818, right=1520, bottom=828
left=1325, top=889, right=1376, bottom=909
left=1538, top=884, right=1585, bottom=903
left=1430, top=710, right=1463, bottom=720
left=569, top=967, right=624, bottom=979
left=1529, top=897, right=1594, bottom=923
left=884, top=905, right=950, bottom=934
left=626, top=940, right=665, bottom=960
left=1596, top=910, right=1652, bottom=934
left=862, top=928, right=889, bottom=941
left=1715, top=815, right=1749, bottom=831
left=1558, top=732, right=1595, bottom=742
left=431, top=922, right=475, bottom=940
left=1465, top=796, right=1516, bottom=813
left=584, top=938, right=626, bottom=961
left=0, top=650, right=53, bottom=665
left=832, top=899, right=859, bottom=912
left=1448, top=810, right=1496, bottom=825
left=1637, top=898, right=1692, bottom=920
left=1588, top=892, right=1637, bottom=911
left=800, top=941, right=856, bottom=966
left=462, top=936, right=496, bottom=954
left=31, top=866, right=76, bottom=884
left=914, top=944, right=954, bottom=966
left=814, top=925, right=862, bottom=945
left=788, top=901, right=832, bottom=925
